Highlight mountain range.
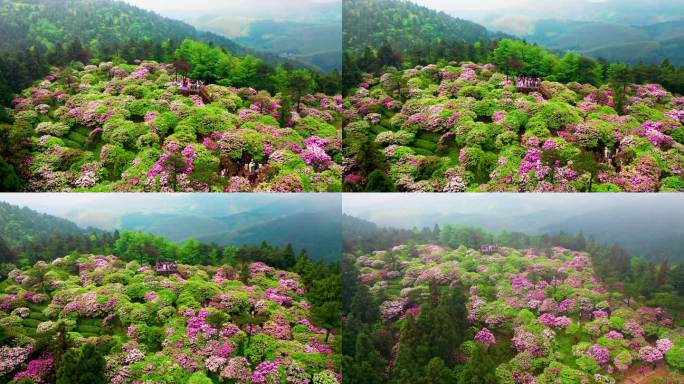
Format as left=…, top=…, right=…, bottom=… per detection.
left=521, top=18, right=684, bottom=65
left=116, top=199, right=341, bottom=261
left=343, top=202, right=684, bottom=262
left=424, top=0, right=684, bottom=65
left=155, top=0, right=342, bottom=72
left=0, top=199, right=341, bottom=262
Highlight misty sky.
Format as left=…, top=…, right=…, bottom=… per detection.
left=412, top=0, right=610, bottom=13
left=122, top=0, right=340, bottom=18
left=343, top=193, right=684, bottom=228
left=0, top=193, right=340, bottom=230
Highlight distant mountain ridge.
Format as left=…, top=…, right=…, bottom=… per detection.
left=118, top=206, right=341, bottom=262
left=188, top=17, right=342, bottom=72
left=524, top=18, right=684, bottom=65
left=344, top=204, right=684, bottom=262
left=175, top=0, right=342, bottom=72
left=0, top=201, right=340, bottom=262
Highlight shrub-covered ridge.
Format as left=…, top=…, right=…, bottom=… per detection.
left=0, top=254, right=340, bottom=383
left=6, top=61, right=342, bottom=192
left=343, top=62, right=684, bottom=192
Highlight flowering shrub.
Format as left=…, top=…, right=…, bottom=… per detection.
left=0, top=346, right=32, bottom=376
left=474, top=328, right=496, bottom=347
left=639, top=346, right=663, bottom=364
left=344, top=62, right=684, bottom=192
left=587, top=344, right=610, bottom=365
left=0, top=254, right=339, bottom=383
left=9, top=60, right=342, bottom=192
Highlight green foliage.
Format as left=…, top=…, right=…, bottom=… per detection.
left=439, top=225, right=493, bottom=249
left=187, top=372, right=213, bottom=384
left=56, top=344, right=106, bottom=384
left=364, top=170, right=396, bottom=192
left=245, top=333, right=276, bottom=363
left=458, top=344, right=499, bottom=384
left=493, top=39, right=557, bottom=77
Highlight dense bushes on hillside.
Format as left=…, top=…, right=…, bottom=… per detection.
left=342, top=0, right=684, bottom=98
left=1, top=54, right=342, bottom=192
left=0, top=0, right=315, bottom=106
left=343, top=241, right=684, bottom=383
left=343, top=61, right=684, bottom=192
left=0, top=254, right=340, bottom=383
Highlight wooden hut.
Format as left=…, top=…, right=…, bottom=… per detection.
left=480, top=245, right=500, bottom=255
left=154, top=261, right=178, bottom=276
left=175, top=78, right=212, bottom=103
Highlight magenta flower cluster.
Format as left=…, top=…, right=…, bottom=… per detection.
left=474, top=328, right=496, bottom=347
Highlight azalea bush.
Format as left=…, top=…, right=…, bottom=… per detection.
left=0, top=254, right=340, bottom=383
left=5, top=60, right=343, bottom=192
left=344, top=62, right=684, bottom=192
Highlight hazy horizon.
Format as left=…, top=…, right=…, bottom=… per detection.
left=0, top=194, right=340, bottom=230
left=343, top=193, right=684, bottom=230
left=123, top=0, right=338, bottom=12
left=122, top=0, right=341, bottom=24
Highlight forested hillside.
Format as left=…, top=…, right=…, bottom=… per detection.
left=0, top=201, right=112, bottom=266
left=0, top=0, right=320, bottom=107
left=0, top=246, right=341, bottom=383
left=0, top=38, right=343, bottom=192
left=342, top=239, right=684, bottom=383
left=343, top=56, right=684, bottom=193
left=0, top=201, right=343, bottom=268
left=341, top=0, right=684, bottom=97
left=343, top=0, right=492, bottom=55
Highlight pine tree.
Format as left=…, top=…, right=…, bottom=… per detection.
left=56, top=344, right=106, bottom=384
left=285, top=70, right=316, bottom=112
left=282, top=243, right=296, bottom=269
left=240, top=262, right=250, bottom=285
left=0, top=236, right=16, bottom=263
left=656, top=261, right=670, bottom=287
left=344, top=331, right=386, bottom=384
left=377, top=40, right=399, bottom=68
left=393, top=314, right=423, bottom=383
left=350, top=285, right=379, bottom=325
left=458, top=343, right=498, bottom=384
left=424, top=357, right=454, bottom=384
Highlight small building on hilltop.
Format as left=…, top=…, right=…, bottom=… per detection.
left=514, top=76, right=541, bottom=92
left=173, top=75, right=212, bottom=103
left=154, top=261, right=178, bottom=276
left=480, top=245, right=500, bottom=255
